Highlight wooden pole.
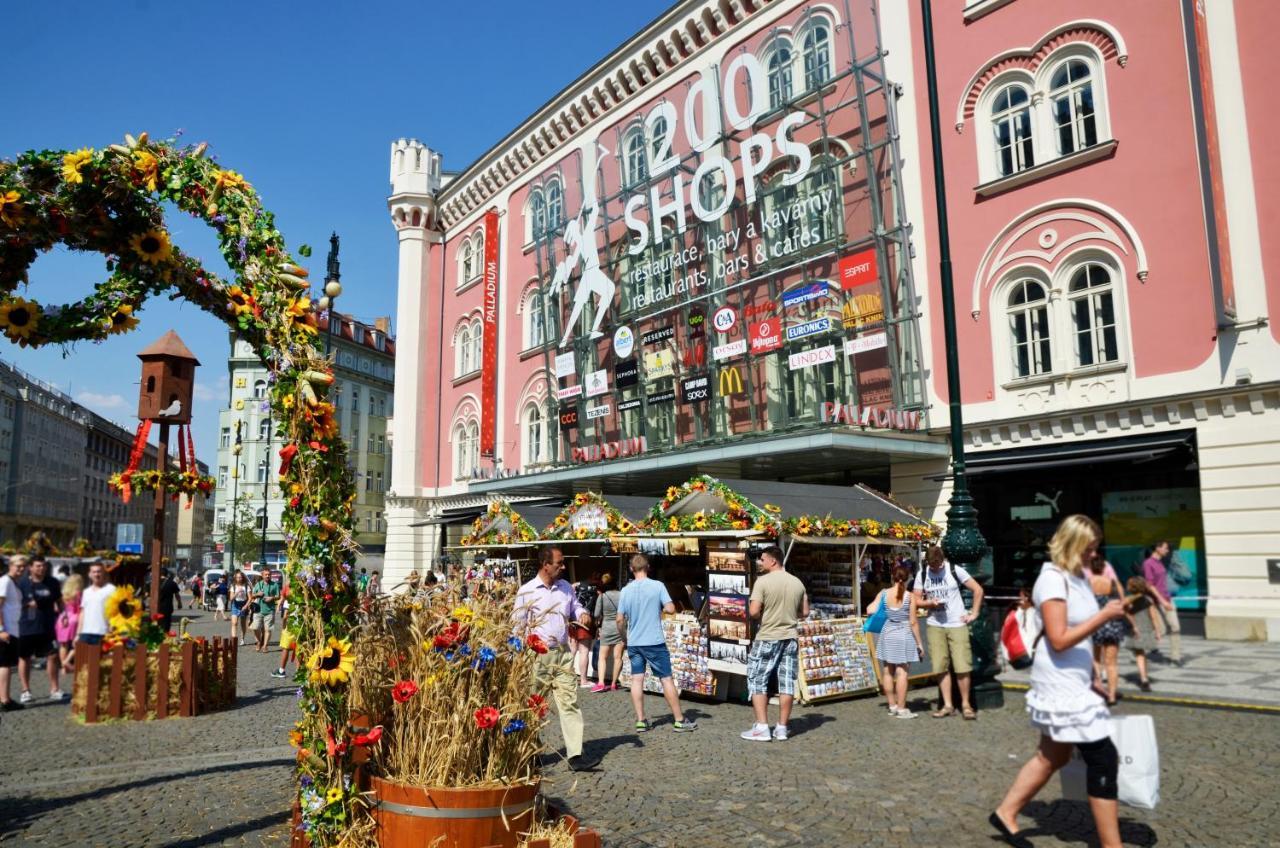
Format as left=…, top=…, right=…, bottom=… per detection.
left=149, top=421, right=169, bottom=615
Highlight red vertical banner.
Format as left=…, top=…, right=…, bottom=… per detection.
left=480, top=210, right=500, bottom=459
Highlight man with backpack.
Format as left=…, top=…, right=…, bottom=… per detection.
left=913, top=546, right=984, bottom=719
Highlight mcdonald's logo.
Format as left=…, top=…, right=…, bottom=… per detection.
left=718, top=366, right=745, bottom=396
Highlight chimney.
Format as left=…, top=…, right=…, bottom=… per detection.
left=374, top=316, right=392, bottom=335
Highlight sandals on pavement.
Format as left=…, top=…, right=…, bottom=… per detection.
left=962, top=706, right=978, bottom=720
left=932, top=707, right=956, bottom=718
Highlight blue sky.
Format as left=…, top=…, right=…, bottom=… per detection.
left=3, top=0, right=668, bottom=461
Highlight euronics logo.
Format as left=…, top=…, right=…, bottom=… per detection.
left=786, top=318, right=831, bottom=340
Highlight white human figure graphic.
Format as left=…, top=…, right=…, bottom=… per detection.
left=553, top=201, right=616, bottom=347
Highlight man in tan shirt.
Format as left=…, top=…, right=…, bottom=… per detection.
left=741, top=546, right=808, bottom=741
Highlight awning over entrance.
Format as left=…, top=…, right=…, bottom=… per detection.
left=468, top=429, right=947, bottom=497
left=716, top=478, right=929, bottom=527
left=941, top=430, right=1197, bottom=479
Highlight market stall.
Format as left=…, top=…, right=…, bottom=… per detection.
left=450, top=500, right=543, bottom=587
left=536, top=492, right=652, bottom=588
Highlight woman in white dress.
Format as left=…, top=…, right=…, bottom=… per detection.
left=990, top=515, right=1127, bottom=848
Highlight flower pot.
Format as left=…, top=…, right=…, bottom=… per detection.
left=371, top=776, right=539, bottom=848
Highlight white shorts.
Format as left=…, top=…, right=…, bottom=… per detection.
left=215, top=596, right=226, bottom=611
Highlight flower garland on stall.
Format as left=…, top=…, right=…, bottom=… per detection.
left=779, top=515, right=938, bottom=541
left=458, top=501, right=538, bottom=547
left=0, top=135, right=359, bottom=845
left=641, top=474, right=780, bottom=536
left=541, top=491, right=636, bottom=540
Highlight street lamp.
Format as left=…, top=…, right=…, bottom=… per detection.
left=229, top=420, right=243, bottom=574
left=261, top=410, right=271, bottom=569
left=920, top=0, right=987, bottom=568
left=318, top=232, right=342, bottom=355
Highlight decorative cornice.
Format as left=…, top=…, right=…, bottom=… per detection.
left=435, top=0, right=764, bottom=230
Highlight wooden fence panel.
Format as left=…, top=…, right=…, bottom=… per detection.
left=180, top=641, right=195, bottom=717
left=82, top=642, right=101, bottom=724
left=156, top=642, right=170, bottom=720
left=107, top=644, right=125, bottom=719
left=133, top=643, right=148, bottom=720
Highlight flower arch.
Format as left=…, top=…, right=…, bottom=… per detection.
left=0, top=135, right=359, bottom=843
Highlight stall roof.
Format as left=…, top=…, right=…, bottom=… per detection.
left=713, top=479, right=928, bottom=525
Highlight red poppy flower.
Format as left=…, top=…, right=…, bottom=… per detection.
left=526, top=694, right=549, bottom=719
left=474, top=706, right=500, bottom=729
left=324, top=724, right=348, bottom=757
left=432, top=622, right=468, bottom=651
left=526, top=634, right=548, bottom=654
left=353, top=725, right=384, bottom=746
left=391, top=680, right=419, bottom=703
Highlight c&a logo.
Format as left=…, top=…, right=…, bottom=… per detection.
left=718, top=366, right=745, bottom=396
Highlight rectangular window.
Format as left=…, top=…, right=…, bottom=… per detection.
left=375, top=472, right=383, bottom=492
left=219, top=427, right=231, bottom=448
left=365, top=474, right=372, bottom=491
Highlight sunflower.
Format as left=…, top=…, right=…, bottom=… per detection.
left=61, top=148, right=94, bottom=184
left=128, top=149, right=160, bottom=191
left=325, top=787, right=343, bottom=805
left=667, top=517, right=679, bottom=532
left=106, top=303, right=139, bottom=335
left=0, top=297, right=41, bottom=342
left=225, top=285, right=255, bottom=317
left=0, top=190, right=23, bottom=227
left=105, top=585, right=143, bottom=634
left=574, top=526, right=588, bottom=540
left=308, top=637, right=355, bottom=686
left=130, top=229, right=172, bottom=264
left=214, top=169, right=249, bottom=192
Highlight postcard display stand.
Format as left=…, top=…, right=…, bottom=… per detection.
left=796, top=617, right=881, bottom=704
left=704, top=544, right=754, bottom=677
left=788, top=545, right=857, bottom=619
left=620, top=613, right=716, bottom=697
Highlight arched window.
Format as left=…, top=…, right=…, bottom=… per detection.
left=457, top=323, right=473, bottom=376
left=762, top=171, right=800, bottom=258
left=252, top=379, right=267, bottom=399
left=470, top=319, right=484, bottom=371
left=767, top=43, right=794, bottom=109
left=1007, top=279, right=1052, bottom=378
left=528, top=290, right=546, bottom=349
left=801, top=22, right=833, bottom=91
left=258, top=418, right=271, bottom=441
left=1068, top=263, right=1117, bottom=366
left=625, top=127, right=648, bottom=186
left=522, top=403, right=546, bottom=468
left=466, top=421, right=480, bottom=476
left=806, top=157, right=840, bottom=244
left=545, top=181, right=563, bottom=232
left=991, top=83, right=1035, bottom=177
left=650, top=115, right=668, bottom=163
left=460, top=237, right=475, bottom=282
left=529, top=189, right=547, bottom=238
left=1050, top=58, right=1097, bottom=155
left=454, top=422, right=473, bottom=479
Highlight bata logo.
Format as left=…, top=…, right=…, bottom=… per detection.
left=788, top=345, right=836, bottom=370
left=572, top=437, right=647, bottom=464
left=743, top=301, right=776, bottom=320
left=821, top=402, right=922, bottom=432
left=712, top=306, right=737, bottom=334
left=750, top=319, right=782, bottom=353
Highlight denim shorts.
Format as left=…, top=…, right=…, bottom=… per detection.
left=627, top=643, right=673, bottom=679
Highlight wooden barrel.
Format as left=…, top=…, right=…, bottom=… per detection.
left=371, top=776, right=539, bottom=848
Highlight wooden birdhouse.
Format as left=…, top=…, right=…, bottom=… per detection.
left=136, top=330, right=200, bottom=423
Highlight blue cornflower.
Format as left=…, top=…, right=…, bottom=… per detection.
left=303, top=515, right=320, bottom=526
left=502, top=719, right=526, bottom=735
left=506, top=636, right=523, bottom=652
left=458, top=644, right=472, bottom=657
left=444, top=651, right=456, bottom=662
left=472, top=646, right=497, bottom=671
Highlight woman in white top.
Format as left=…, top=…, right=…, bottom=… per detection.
left=990, top=515, right=1126, bottom=848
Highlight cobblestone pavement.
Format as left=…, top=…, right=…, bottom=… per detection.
left=2, top=608, right=1278, bottom=847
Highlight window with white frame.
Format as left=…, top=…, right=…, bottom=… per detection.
left=255, top=507, right=267, bottom=531
left=545, top=180, right=563, bottom=232
left=470, top=319, right=483, bottom=371
left=801, top=20, right=833, bottom=90
left=529, top=189, right=547, bottom=239
left=457, top=323, right=473, bottom=376
left=1068, top=262, right=1118, bottom=367
left=522, top=403, right=547, bottom=468
left=806, top=156, right=841, bottom=244
left=460, top=237, right=476, bottom=283
left=252, top=379, right=267, bottom=399
left=1007, top=278, right=1052, bottom=378
left=761, top=170, right=801, bottom=258
left=258, top=418, right=271, bottom=441
left=256, top=458, right=268, bottom=483
left=219, top=427, right=231, bottom=448
left=624, top=127, right=648, bottom=186
left=974, top=47, right=1109, bottom=185
left=1049, top=58, right=1098, bottom=155
left=767, top=40, right=794, bottom=109
left=526, top=289, right=546, bottom=349
left=991, top=83, right=1035, bottom=177
left=454, top=421, right=479, bottom=479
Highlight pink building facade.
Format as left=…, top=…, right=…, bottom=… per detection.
left=388, top=0, right=1279, bottom=639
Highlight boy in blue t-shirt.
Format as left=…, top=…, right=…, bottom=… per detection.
left=616, top=553, right=697, bottom=734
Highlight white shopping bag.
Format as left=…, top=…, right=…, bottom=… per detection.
left=1058, top=715, right=1160, bottom=809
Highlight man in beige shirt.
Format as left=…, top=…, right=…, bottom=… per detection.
left=741, top=545, right=808, bottom=741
